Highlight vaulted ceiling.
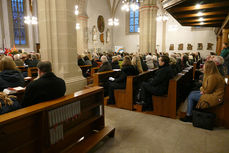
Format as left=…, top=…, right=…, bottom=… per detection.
left=162, top=0, right=229, bottom=28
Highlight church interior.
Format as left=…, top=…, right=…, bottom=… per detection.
left=0, top=0, right=229, bottom=153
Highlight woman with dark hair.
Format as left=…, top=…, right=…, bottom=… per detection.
left=108, top=56, right=139, bottom=104
left=180, top=61, right=225, bottom=122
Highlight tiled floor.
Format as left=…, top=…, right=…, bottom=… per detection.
left=93, top=106, right=229, bottom=153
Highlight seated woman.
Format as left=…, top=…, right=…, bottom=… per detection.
left=0, top=93, right=21, bottom=115
left=91, top=56, right=101, bottom=67
left=137, top=56, right=173, bottom=110
left=0, top=56, right=25, bottom=91
left=132, top=55, right=143, bottom=73
left=111, top=56, right=120, bottom=69
left=14, top=54, right=24, bottom=66
left=180, top=61, right=225, bottom=122
left=212, top=55, right=225, bottom=76
left=98, top=56, right=112, bottom=72
left=84, top=55, right=92, bottom=65
left=28, top=54, right=39, bottom=67
left=108, top=56, right=139, bottom=104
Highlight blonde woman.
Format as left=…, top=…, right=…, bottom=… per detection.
left=180, top=61, right=225, bottom=122
left=0, top=92, right=21, bottom=115
left=0, top=56, right=24, bottom=91
left=132, top=55, right=143, bottom=73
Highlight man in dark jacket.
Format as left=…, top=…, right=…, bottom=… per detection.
left=22, top=61, right=66, bottom=107
left=137, top=55, right=173, bottom=110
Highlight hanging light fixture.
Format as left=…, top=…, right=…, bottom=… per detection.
left=121, top=0, right=140, bottom=12
left=108, top=18, right=119, bottom=26
left=156, top=14, right=169, bottom=22
left=76, top=23, right=80, bottom=30
left=75, top=5, right=79, bottom=15
left=24, top=16, right=38, bottom=25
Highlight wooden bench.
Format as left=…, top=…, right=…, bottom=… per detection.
left=17, top=66, right=28, bottom=72
left=134, top=68, right=193, bottom=119
left=0, top=86, right=115, bottom=153
left=28, top=67, right=38, bottom=78
left=114, top=69, right=157, bottom=110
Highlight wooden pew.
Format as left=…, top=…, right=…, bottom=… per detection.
left=0, top=86, right=115, bottom=153
left=134, top=67, right=193, bottom=119
left=17, top=66, right=28, bottom=72
left=28, top=67, right=38, bottom=78
left=114, top=70, right=157, bottom=110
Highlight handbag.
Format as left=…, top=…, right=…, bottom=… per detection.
left=192, top=109, right=216, bottom=130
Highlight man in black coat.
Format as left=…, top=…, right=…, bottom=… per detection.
left=22, top=61, right=66, bottom=107
left=138, top=55, right=173, bottom=110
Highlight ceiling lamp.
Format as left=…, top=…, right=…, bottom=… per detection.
left=200, top=22, right=204, bottom=25
left=197, top=12, right=203, bottom=16
left=75, top=5, right=79, bottom=15
left=156, top=14, right=169, bottom=22
left=195, top=4, right=201, bottom=9
left=121, top=0, right=140, bottom=12
left=199, top=17, right=204, bottom=21
left=24, top=16, right=38, bottom=25
left=108, top=18, right=119, bottom=26
left=76, top=23, right=80, bottom=30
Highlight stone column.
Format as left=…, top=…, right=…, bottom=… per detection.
left=139, top=0, right=158, bottom=54
left=162, top=20, right=167, bottom=52
left=76, top=0, right=88, bottom=55
left=37, top=0, right=86, bottom=94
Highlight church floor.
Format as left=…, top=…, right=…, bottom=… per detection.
left=92, top=106, right=229, bottom=153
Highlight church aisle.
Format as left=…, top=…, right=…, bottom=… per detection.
left=93, top=106, right=229, bottom=153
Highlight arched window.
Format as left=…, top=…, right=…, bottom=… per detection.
left=11, top=0, right=26, bottom=45
left=129, top=6, right=139, bottom=33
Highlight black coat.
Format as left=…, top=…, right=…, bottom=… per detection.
left=111, top=61, right=120, bottom=69
left=114, top=65, right=139, bottom=85
left=98, top=62, right=112, bottom=72
left=22, top=72, right=66, bottom=107
left=0, top=70, right=25, bottom=91
left=141, top=59, right=148, bottom=71
left=78, top=59, right=85, bottom=66
left=148, top=65, right=173, bottom=95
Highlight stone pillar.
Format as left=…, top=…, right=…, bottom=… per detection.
left=139, top=0, right=158, bottom=54
left=162, top=20, right=167, bottom=52
left=76, top=0, right=88, bottom=55
left=37, top=0, right=86, bottom=94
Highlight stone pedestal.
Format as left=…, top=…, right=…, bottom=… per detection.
left=139, top=0, right=158, bottom=54
left=37, top=0, right=86, bottom=94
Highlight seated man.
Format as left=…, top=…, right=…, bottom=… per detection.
left=22, top=61, right=66, bottom=107
left=137, top=56, right=174, bottom=110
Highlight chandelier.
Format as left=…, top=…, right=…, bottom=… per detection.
left=24, top=16, right=38, bottom=25
left=156, top=14, right=169, bottom=21
left=121, top=0, right=141, bottom=12
left=75, top=5, right=80, bottom=30
left=108, top=18, right=119, bottom=26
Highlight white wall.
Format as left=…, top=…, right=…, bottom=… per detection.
left=0, top=17, right=3, bottom=49
left=161, top=14, right=217, bottom=57
left=113, top=4, right=139, bottom=53
left=87, top=0, right=112, bottom=53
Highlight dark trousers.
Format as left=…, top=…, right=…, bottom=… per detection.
left=108, top=82, right=125, bottom=104
left=140, top=82, right=162, bottom=109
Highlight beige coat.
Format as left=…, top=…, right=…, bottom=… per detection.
left=199, top=74, right=225, bottom=108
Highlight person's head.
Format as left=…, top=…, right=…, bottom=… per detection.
left=93, top=56, right=99, bottom=61
left=146, top=55, right=153, bottom=62
left=212, top=56, right=224, bottom=66
left=37, top=61, right=52, bottom=76
left=101, top=55, right=108, bottom=63
left=223, top=43, right=228, bottom=49
left=158, top=55, right=170, bottom=67
left=0, top=56, right=17, bottom=71
left=122, top=56, right=132, bottom=66
left=132, top=55, right=143, bottom=73
left=112, top=56, right=118, bottom=62
left=31, top=54, right=37, bottom=60
left=203, top=60, right=220, bottom=76
left=169, top=57, right=177, bottom=65
left=14, top=54, right=21, bottom=61
left=83, top=56, right=89, bottom=61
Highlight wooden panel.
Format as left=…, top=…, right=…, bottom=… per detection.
left=175, top=11, right=228, bottom=18
left=179, top=17, right=225, bottom=23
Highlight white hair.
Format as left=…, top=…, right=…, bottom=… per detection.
left=101, top=56, right=108, bottom=63
left=14, top=54, right=21, bottom=60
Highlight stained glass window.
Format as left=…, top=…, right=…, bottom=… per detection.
left=129, top=4, right=139, bottom=33
left=11, top=0, right=26, bottom=45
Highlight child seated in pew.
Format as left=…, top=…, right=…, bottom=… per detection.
left=136, top=56, right=174, bottom=111
left=108, top=56, right=139, bottom=104
left=180, top=61, right=225, bottom=122
left=0, top=92, right=21, bottom=115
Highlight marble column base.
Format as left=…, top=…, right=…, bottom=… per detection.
left=64, top=75, right=87, bottom=94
